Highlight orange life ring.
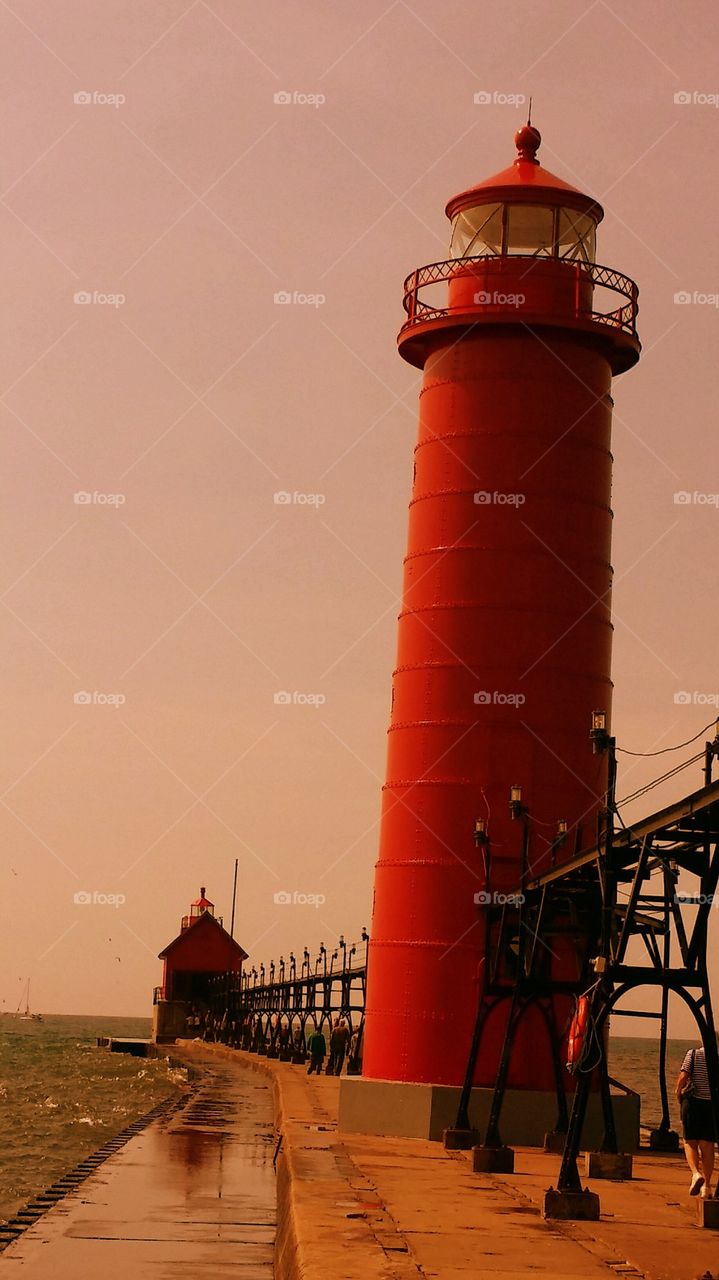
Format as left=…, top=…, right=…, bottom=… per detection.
left=566, top=996, right=590, bottom=1073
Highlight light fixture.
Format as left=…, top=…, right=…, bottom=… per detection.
left=473, top=817, right=488, bottom=846
left=590, top=710, right=610, bottom=754
left=509, top=784, right=524, bottom=819
left=556, top=819, right=568, bottom=846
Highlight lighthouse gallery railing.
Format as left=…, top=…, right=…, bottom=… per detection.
left=400, top=254, right=639, bottom=339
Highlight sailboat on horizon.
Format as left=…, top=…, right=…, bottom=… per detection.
left=15, top=979, right=42, bottom=1022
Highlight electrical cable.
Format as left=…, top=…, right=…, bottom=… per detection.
left=616, top=718, right=717, bottom=758
left=617, top=750, right=705, bottom=807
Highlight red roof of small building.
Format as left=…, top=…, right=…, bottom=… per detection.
left=158, top=909, right=248, bottom=962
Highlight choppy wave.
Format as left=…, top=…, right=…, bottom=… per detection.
left=0, top=1014, right=185, bottom=1222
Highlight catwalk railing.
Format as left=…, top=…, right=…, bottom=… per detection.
left=202, top=933, right=369, bottom=1070
left=400, top=254, right=639, bottom=338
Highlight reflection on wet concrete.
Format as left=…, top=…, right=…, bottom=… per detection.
left=169, top=1126, right=225, bottom=1172
left=0, top=1060, right=276, bottom=1277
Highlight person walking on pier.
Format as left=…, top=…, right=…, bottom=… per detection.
left=307, top=1027, right=326, bottom=1075
left=327, top=1018, right=350, bottom=1075
left=676, top=1044, right=716, bottom=1196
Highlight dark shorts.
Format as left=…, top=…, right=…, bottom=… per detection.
left=681, top=1096, right=717, bottom=1142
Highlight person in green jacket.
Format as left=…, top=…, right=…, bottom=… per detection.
left=307, top=1027, right=326, bottom=1075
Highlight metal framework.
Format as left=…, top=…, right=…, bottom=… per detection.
left=190, top=732, right=719, bottom=1195
left=400, top=254, right=639, bottom=338
left=204, top=933, right=368, bottom=1070
left=459, top=734, right=719, bottom=1194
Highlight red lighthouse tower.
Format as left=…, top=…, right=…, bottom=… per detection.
left=361, top=125, right=640, bottom=1110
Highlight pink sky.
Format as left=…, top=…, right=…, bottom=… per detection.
left=1, top=0, right=718, bottom=1036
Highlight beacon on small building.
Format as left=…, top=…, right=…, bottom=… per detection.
left=152, top=887, right=247, bottom=1043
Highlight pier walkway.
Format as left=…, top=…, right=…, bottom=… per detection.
left=3, top=1041, right=718, bottom=1278
left=0, top=1054, right=275, bottom=1278
left=201, top=1043, right=718, bottom=1280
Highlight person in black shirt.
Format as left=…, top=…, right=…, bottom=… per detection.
left=327, top=1018, right=350, bottom=1075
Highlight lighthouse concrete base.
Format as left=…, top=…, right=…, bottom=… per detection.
left=152, top=999, right=189, bottom=1043
left=338, top=1076, right=640, bottom=1149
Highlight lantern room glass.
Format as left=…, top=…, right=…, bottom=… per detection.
left=190, top=900, right=214, bottom=918
left=505, top=204, right=554, bottom=256
left=556, top=208, right=596, bottom=262
left=449, top=203, right=502, bottom=258
left=449, top=203, right=597, bottom=262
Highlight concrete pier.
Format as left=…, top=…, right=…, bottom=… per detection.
left=202, top=1046, right=719, bottom=1280
left=3, top=1043, right=718, bottom=1278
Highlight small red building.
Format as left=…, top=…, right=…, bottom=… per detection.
left=152, top=887, right=247, bottom=1042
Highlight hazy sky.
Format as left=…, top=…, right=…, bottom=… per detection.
left=2, top=0, right=718, bottom=1037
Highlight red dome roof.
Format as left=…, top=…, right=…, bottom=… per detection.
left=445, top=125, right=603, bottom=224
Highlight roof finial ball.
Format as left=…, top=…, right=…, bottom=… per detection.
left=514, top=121, right=541, bottom=165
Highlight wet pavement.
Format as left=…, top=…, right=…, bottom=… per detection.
left=207, top=1044, right=719, bottom=1280
left=0, top=1058, right=276, bottom=1277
